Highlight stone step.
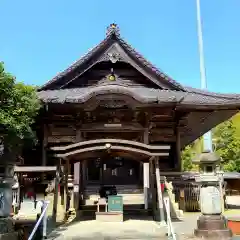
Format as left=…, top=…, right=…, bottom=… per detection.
left=87, top=193, right=144, bottom=199
left=17, top=201, right=38, bottom=217
left=85, top=185, right=143, bottom=194
left=85, top=193, right=144, bottom=205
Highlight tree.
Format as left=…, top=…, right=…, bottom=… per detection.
left=181, top=139, right=203, bottom=171
left=213, top=120, right=240, bottom=172
left=0, top=62, right=41, bottom=152
left=181, top=145, right=194, bottom=171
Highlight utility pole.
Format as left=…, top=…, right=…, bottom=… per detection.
left=196, top=0, right=225, bottom=212
left=196, top=0, right=213, bottom=152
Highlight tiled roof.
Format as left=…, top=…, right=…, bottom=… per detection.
left=38, top=85, right=240, bottom=106
left=38, top=86, right=240, bottom=148
left=39, top=34, right=112, bottom=90
left=184, top=86, right=240, bottom=99
left=39, top=24, right=184, bottom=91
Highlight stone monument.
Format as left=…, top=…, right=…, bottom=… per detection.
left=0, top=137, right=18, bottom=239
left=193, top=150, right=232, bottom=239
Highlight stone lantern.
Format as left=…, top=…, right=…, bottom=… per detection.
left=193, top=151, right=232, bottom=239
left=0, top=136, right=18, bottom=239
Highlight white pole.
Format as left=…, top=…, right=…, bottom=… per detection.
left=155, top=158, right=165, bottom=225
left=196, top=0, right=213, bottom=152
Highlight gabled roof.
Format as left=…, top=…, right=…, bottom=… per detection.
left=39, top=24, right=184, bottom=91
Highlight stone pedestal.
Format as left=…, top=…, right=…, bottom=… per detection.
left=195, top=215, right=232, bottom=239
left=0, top=217, right=18, bottom=240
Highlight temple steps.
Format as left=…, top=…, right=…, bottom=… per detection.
left=85, top=193, right=144, bottom=205
left=85, top=184, right=143, bottom=194
left=79, top=204, right=152, bottom=219
left=84, top=184, right=144, bottom=205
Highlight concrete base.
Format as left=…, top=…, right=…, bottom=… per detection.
left=194, top=215, right=232, bottom=239
left=95, top=212, right=123, bottom=222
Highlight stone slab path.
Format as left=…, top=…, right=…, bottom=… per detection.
left=48, top=210, right=240, bottom=240
left=48, top=219, right=168, bottom=240
left=17, top=195, right=240, bottom=239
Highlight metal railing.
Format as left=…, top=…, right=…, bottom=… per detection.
left=28, top=200, right=50, bottom=240
left=163, top=197, right=177, bottom=240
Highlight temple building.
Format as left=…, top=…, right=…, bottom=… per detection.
left=24, top=24, right=240, bottom=215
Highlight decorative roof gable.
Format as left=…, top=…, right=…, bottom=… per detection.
left=39, top=24, right=184, bottom=91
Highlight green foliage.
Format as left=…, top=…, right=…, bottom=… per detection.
left=231, top=113, right=240, bottom=138
left=181, top=142, right=200, bottom=171
left=181, top=145, right=194, bottom=171
left=181, top=115, right=240, bottom=172
left=213, top=119, right=240, bottom=172
left=0, top=62, right=41, bottom=150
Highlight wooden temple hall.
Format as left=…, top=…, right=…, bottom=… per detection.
left=27, top=23, right=240, bottom=219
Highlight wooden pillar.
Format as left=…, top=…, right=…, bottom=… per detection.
left=149, top=159, right=156, bottom=212
left=139, top=162, right=143, bottom=185
left=76, top=127, right=82, bottom=142
left=41, top=124, right=48, bottom=181
left=155, top=157, right=165, bottom=224
left=151, top=160, right=158, bottom=220
left=143, top=163, right=149, bottom=209
left=175, top=125, right=182, bottom=171
left=52, top=163, right=60, bottom=225
left=60, top=164, right=64, bottom=206
left=80, top=160, right=86, bottom=206
left=64, top=159, right=70, bottom=213
left=73, top=162, right=81, bottom=211
left=143, top=128, right=150, bottom=210
left=74, top=128, right=85, bottom=207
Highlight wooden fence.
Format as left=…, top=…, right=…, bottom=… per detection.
left=171, top=181, right=200, bottom=212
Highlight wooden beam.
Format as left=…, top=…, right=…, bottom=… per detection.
left=49, top=126, right=76, bottom=136
left=52, top=138, right=170, bottom=151
left=85, top=69, right=144, bottom=77
left=48, top=136, right=76, bottom=143
left=55, top=145, right=170, bottom=159
left=80, top=122, right=144, bottom=132
left=14, top=166, right=57, bottom=172
left=150, top=128, right=174, bottom=135
left=149, top=134, right=176, bottom=142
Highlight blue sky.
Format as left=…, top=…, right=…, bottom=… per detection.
left=1, top=0, right=240, bottom=93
